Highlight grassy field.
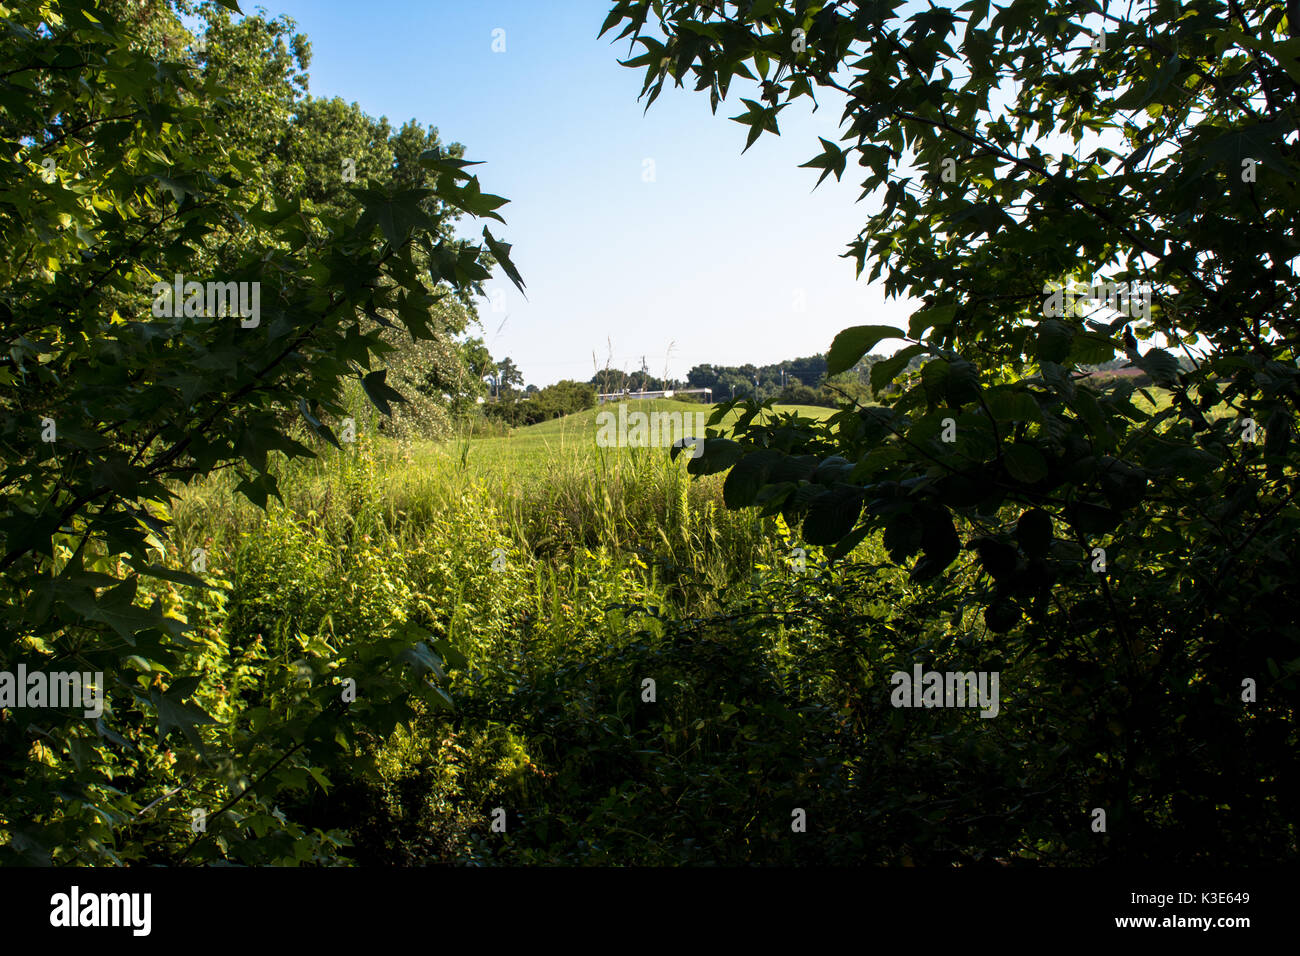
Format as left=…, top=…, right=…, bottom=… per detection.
left=152, top=384, right=1269, bottom=866
left=169, top=400, right=838, bottom=621
left=155, top=398, right=917, bottom=864
left=457, top=399, right=836, bottom=473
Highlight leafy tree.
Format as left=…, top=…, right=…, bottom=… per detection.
left=615, top=0, right=1300, bottom=861
left=188, top=0, right=310, bottom=196
left=787, top=353, right=827, bottom=387
left=460, top=336, right=496, bottom=382
left=520, top=379, right=598, bottom=425
left=281, top=95, right=395, bottom=217
left=778, top=383, right=835, bottom=407
left=0, top=0, right=522, bottom=863
left=686, top=363, right=720, bottom=391
left=495, top=356, right=525, bottom=393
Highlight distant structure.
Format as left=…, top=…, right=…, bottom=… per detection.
left=595, top=387, right=712, bottom=405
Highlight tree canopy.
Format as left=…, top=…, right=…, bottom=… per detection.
left=0, top=0, right=521, bottom=863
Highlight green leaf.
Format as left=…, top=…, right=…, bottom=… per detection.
left=1098, top=458, right=1148, bottom=509
left=1137, top=440, right=1220, bottom=478
left=801, top=485, right=865, bottom=546
left=1070, top=501, right=1121, bottom=534
left=130, top=564, right=217, bottom=590
left=687, top=437, right=745, bottom=476
left=912, top=505, right=961, bottom=582
left=884, top=510, right=923, bottom=562
left=435, top=176, right=510, bottom=223
left=798, top=136, right=848, bottom=187
left=482, top=227, right=526, bottom=295
left=1003, top=443, right=1048, bottom=483
left=729, top=98, right=787, bottom=152
left=1068, top=332, right=1118, bottom=366
left=1016, top=508, right=1053, bottom=556
left=361, top=369, right=406, bottom=417
left=1132, top=347, right=1179, bottom=387
left=974, top=536, right=1018, bottom=580
left=870, top=344, right=925, bottom=396
left=354, top=187, right=438, bottom=247
left=920, top=358, right=951, bottom=403
left=826, top=522, right=873, bottom=561
left=983, top=386, right=1042, bottom=423
left=908, top=305, right=957, bottom=338
left=150, top=686, right=217, bottom=748
left=399, top=641, right=447, bottom=682
left=150, top=174, right=193, bottom=204
left=812, top=455, right=856, bottom=484
left=431, top=638, right=468, bottom=671
left=235, top=472, right=282, bottom=511
left=769, top=454, right=819, bottom=483
left=299, top=399, right=342, bottom=450
left=984, top=600, right=1020, bottom=633
left=425, top=682, right=455, bottom=711
left=96, top=717, right=132, bottom=751
left=723, top=449, right=784, bottom=508
left=167, top=676, right=203, bottom=699
left=827, top=325, right=905, bottom=376
left=61, top=579, right=160, bottom=642
left=1034, top=319, right=1073, bottom=363
left=1185, top=117, right=1294, bottom=181
left=1070, top=388, right=1109, bottom=439
left=418, top=150, right=483, bottom=180
left=944, top=359, right=982, bottom=405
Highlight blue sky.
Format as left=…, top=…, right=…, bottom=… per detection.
left=251, top=0, right=918, bottom=386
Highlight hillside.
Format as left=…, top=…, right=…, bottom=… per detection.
left=457, top=399, right=837, bottom=472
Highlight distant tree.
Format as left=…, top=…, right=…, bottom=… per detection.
left=777, top=384, right=836, bottom=408
left=686, top=364, right=721, bottom=391
left=787, top=354, right=828, bottom=387
left=496, top=356, right=525, bottom=392
left=460, top=337, right=495, bottom=383
left=519, top=380, right=598, bottom=425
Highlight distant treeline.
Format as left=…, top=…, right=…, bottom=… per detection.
left=484, top=379, right=599, bottom=427
left=472, top=347, right=1183, bottom=429
left=591, top=351, right=1187, bottom=406
left=589, top=354, right=870, bottom=407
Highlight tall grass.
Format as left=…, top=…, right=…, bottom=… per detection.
left=170, top=408, right=791, bottom=618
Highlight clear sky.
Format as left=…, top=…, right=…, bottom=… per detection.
left=253, top=0, right=918, bottom=386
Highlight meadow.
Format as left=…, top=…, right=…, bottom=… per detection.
left=144, top=383, right=1264, bottom=868
left=151, top=398, right=997, bottom=865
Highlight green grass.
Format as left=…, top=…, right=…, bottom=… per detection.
left=460, top=399, right=835, bottom=468
left=169, top=400, right=832, bottom=619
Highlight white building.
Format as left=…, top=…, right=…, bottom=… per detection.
left=595, top=387, right=712, bottom=404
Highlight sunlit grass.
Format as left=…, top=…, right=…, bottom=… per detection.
left=168, top=400, right=830, bottom=617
